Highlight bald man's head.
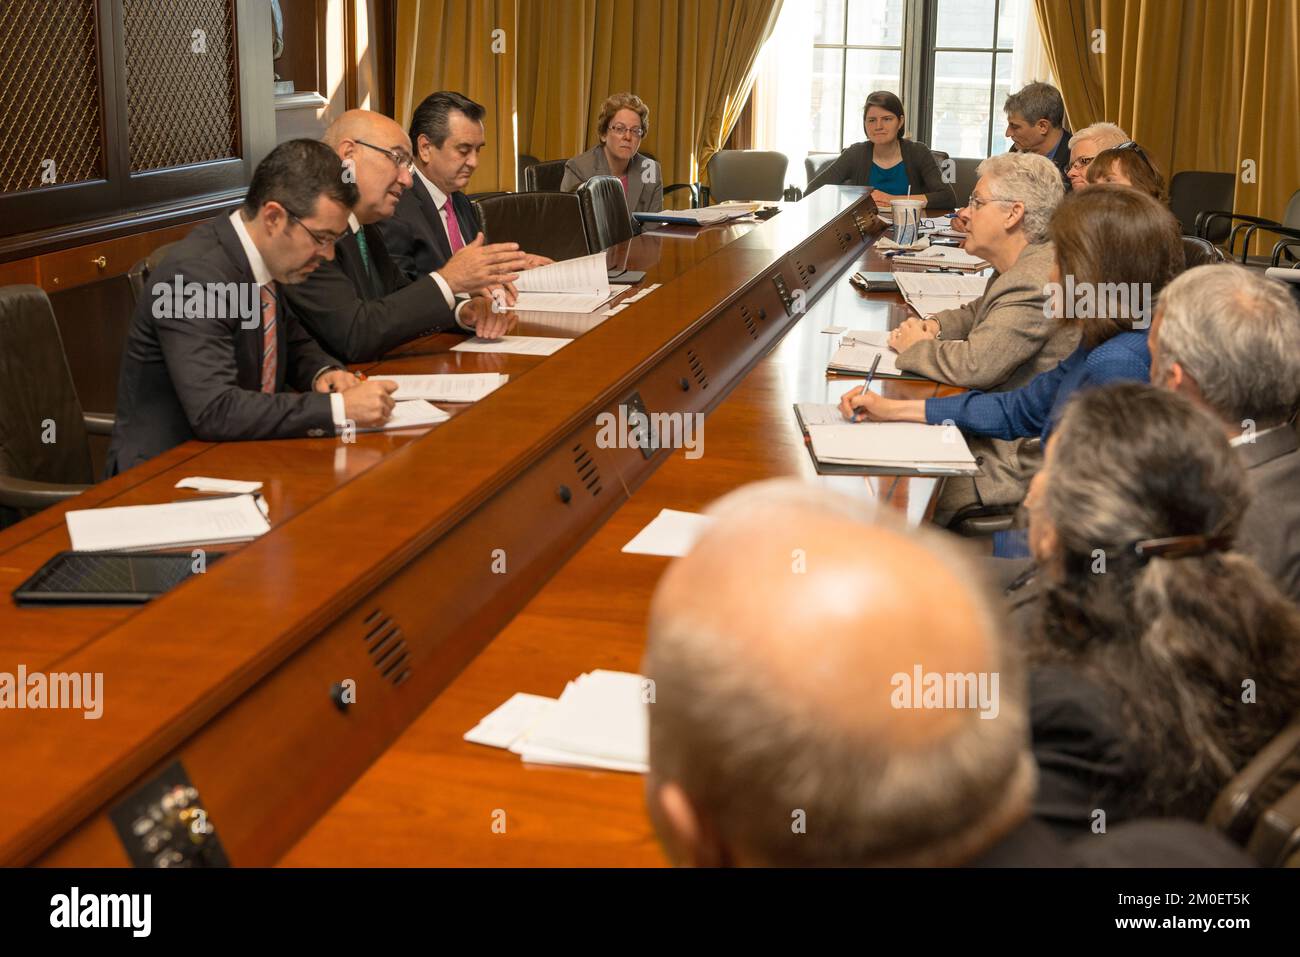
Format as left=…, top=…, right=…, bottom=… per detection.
left=642, top=480, right=1034, bottom=867
left=323, top=109, right=414, bottom=223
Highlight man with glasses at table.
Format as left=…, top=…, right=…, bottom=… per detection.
left=106, top=139, right=399, bottom=475
left=561, top=92, right=664, bottom=216
left=282, top=109, right=515, bottom=363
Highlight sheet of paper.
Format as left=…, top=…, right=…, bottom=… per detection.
left=382, top=373, right=507, bottom=403
left=822, top=325, right=847, bottom=335
left=361, top=399, right=451, bottom=431
left=175, top=476, right=263, bottom=494
left=795, top=402, right=850, bottom=427
left=621, top=508, right=714, bottom=557
left=66, top=495, right=271, bottom=552
left=513, top=251, right=608, bottom=295
left=806, top=421, right=977, bottom=469
left=451, top=336, right=570, bottom=356
left=513, top=670, right=649, bottom=770
left=512, top=291, right=613, bottom=313
left=464, top=692, right=557, bottom=749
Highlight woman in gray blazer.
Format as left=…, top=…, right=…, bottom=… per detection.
left=561, top=92, right=664, bottom=214
left=807, top=91, right=956, bottom=210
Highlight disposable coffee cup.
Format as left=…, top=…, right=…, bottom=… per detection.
left=891, top=197, right=926, bottom=246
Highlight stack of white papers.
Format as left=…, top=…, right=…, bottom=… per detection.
left=512, top=252, right=619, bottom=313
left=621, top=508, right=714, bottom=557
left=450, top=335, right=569, bottom=356
left=795, top=403, right=978, bottom=473
left=828, top=330, right=905, bottom=377
left=893, top=272, right=990, bottom=319
left=891, top=245, right=990, bottom=273
left=464, top=671, right=650, bottom=773
left=634, top=206, right=757, bottom=226
left=66, top=494, right=271, bottom=551
left=174, top=476, right=263, bottom=494
left=382, top=372, right=508, bottom=403
left=361, top=399, right=451, bottom=431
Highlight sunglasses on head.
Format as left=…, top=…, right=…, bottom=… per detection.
left=1113, top=140, right=1156, bottom=173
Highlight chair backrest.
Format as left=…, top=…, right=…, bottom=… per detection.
left=951, top=157, right=981, bottom=208
left=706, top=150, right=788, bottom=202
left=524, top=159, right=568, bottom=192
left=0, top=285, right=94, bottom=488
left=474, top=191, right=591, bottom=261
left=804, top=152, right=838, bottom=185
left=126, top=239, right=182, bottom=307
left=576, top=175, right=634, bottom=252
left=517, top=153, right=540, bottom=190
left=1169, top=171, right=1236, bottom=241
left=1246, top=778, right=1300, bottom=866
left=1207, top=716, right=1300, bottom=848
left=1183, top=235, right=1227, bottom=269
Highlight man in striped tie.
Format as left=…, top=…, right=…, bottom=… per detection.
left=107, top=140, right=398, bottom=475
left=283, top=110, right=517, bottom=363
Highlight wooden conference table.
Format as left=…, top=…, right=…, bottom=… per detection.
left=0, top=187, right=958, bottom=866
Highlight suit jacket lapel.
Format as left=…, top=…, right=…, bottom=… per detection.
left=413, top=177, right=453, bottom=264
left=213, top=216, right=265, bottom=387
left=452, top=191, right=480, bottom=242
left=337, top=230, right=375, bottom=298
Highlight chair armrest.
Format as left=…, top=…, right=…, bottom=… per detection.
left=1239, top=223, right=1300, bottom=263
left=945, top=503, right=1020, bottom=537
left=663, top=182, right=700, bottom=208
left=1199, top=210, right=1276, bottom=238
left=0, top=474, right=92, bottom=511
left=1272, top=239, right=1300, bottom=267
left=83, top=411, right=116, bottom=436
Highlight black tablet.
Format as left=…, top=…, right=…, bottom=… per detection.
left=11, top=550, right=227, bottom=606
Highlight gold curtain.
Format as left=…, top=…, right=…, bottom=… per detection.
left=516, top=0, right=782, bottom=206
left=1033, top=0, right=1300, bottom=250
left=394, top=0, right=519, bottom=190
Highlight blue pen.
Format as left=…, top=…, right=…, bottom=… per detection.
left=852, top=352, right=882, bottom=423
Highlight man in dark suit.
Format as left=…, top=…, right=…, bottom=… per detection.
left=1004, top=82, right=1073, bottom=189
left=377, top=91, right=546, bottom=284
left=1149, top=263, right=1300, bottom=601
left=281, top=110, right=517, bottom=363
left=106, top=140, right=398, bottom=476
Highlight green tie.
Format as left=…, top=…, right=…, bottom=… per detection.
left=354, top=227, right=375, bottom=284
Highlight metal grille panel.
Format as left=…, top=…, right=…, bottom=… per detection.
left=123, top=0, right=239, bottom=173
left=0, top=0, right=104, bottom=194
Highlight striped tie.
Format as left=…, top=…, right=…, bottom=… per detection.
left=260, top=283, right=277, bottom=394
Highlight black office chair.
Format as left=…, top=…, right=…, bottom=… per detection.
left=1206, top=716, right=1300, bottom=853
left=126, top=240, right=182, bottom=308
left=636, top=149, right=699, bottom=209
left=523, top=159, right=568, bottom=192
left=474, top=192, right=592, bottom=261
left=466, top=190, right=509, bottom=204
left=1248, top=779, right=1300, bottom=866
left=576, top=175, right=634, bottom=252
left=1182, top=235, right=1227, bottom=269
left=700, top=150, right=788, bottom=205
left=1168, top=170, right=1235, bottom=241
left=517, top=153, right=540, bottom=190
left=0, top=285, right=114, bottom=526
left=1198, top=188, right=1300, bottom=266
left=804, top=152, right=838, bottom=189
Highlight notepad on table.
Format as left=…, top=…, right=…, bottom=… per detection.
left=794, top=403, right=978, bottom=475
left=890, top=245, right=990, bottom=273
left=450, top=335, right=569, bottom=356
left=66, top=494, right=271, bottom=552
left=827, top=330, right=907, bottom=378
left=382, top=372, right=508, bottom=403
left=510, top=252, right=619, bottom=313
left=621, top=508, right=714, bottom=557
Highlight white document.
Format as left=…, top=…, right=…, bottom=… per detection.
left=361, top=399, right=451, bottom=431
left=891, top=245, right=990, bottom=272
left=803, top=417, right=978, bottom=472
left=174, top=476, right=263, bottom=494
left=621, top=508, right=714, bottom=557
left=451, top=335, right=570, bottom=356
left=828, top=332, right=905, bottom=377
left=512, top=670, right=649, bottom=772
left=66, top=494, right=271, bottom=552
left=513, top=251, right=607, bottom=294
left=894, top=272, right=989, bottom=318
left=464, top=693, right=557, bottom=749
left=382, top=373, right=508, bottom=403
left=636, top=206, right=756, bottom=226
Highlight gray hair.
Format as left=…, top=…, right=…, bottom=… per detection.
left=1154, top=263, right=1300, bottom=426
left=1068, top=122, right=1128, bottom=151
left=1004, top=81, right=1065, bottom=128
left=644, top=480, right=1035, bottom=867
left=976, top=151, right=1065, bottom=243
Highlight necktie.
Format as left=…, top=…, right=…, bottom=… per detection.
left=354, top=227, right=375, bottom=285
left=443, top=199, right=465, bottom=253
left=260, top=283, right=277, bottom=394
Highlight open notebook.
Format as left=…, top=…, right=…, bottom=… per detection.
left=893, top=272, right=990, bottom=319
left=793, top=403, right=978, bottom=476
left=827, top=330, right=932, bottom=380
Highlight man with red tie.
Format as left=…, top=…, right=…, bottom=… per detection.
left=378, top=91, right=551, bottom=285
left=106, top=139, right=397, bottom=475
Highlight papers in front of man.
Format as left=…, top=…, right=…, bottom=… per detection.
left=511, top=252, right=618, bottom=313
left=893, top=272, right=990, bottom=319
left=451, top=335, right=570, bottom=356
left=634, top=204, right=759, bottom=227
left=890, top=245, right=990, bottom=273
left=66, top=494, right=271, bottom=552
left=827, top=329, right=906, bottom=378
left=383, top=372, right=508, bottom=403
left=174, top=476, right=263, bottom=494
left=464, top=671, right=650, bottom=773
left=621, top=508, right=714, bottom=557
left=794, top=403, right=979, bottom=474
left=360, top=399, right=452, bottom=431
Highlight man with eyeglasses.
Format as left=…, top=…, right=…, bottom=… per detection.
left=106, top=139, right=399, bottom=475
left=379, top=90, right=550, bottom=283
left=282, top=109, right=515, bottom=363
left=560, top=93, right=664, bottom=215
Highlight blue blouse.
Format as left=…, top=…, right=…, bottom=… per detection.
left=869, top=161, right=911, bottom=197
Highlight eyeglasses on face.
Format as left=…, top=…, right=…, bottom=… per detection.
left=608, top=124, right=645, bottom=138
left=1067, top=154, right=1097, bottom=172
left=282, top=207, right=343, bottom=248
left=355, top=139, right=416, bottom=172
left=967, top=193, right=1015, bottom=212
